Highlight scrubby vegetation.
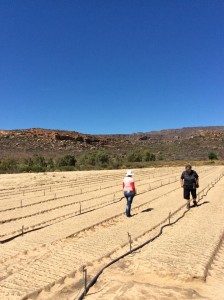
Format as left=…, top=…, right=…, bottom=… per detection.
left=0, top=144, right=223, bottom=174
left=0, top=149, right=158, bottom=173
left=208, top=152, right=218, bottom=160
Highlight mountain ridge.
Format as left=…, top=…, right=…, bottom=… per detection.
left=0, top=126, right=223, bottom=161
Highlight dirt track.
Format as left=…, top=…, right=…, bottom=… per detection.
left=0, top=166, right=223, bottom=300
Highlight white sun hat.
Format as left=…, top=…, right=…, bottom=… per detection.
left=126, top=170, right=134, bottom=176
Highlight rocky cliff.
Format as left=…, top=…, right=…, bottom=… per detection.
left=0, top=126, right=224, bottom=160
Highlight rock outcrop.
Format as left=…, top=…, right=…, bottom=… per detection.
left=0, top=127, right=223, bottom=160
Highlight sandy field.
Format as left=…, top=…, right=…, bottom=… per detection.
left=0, top=166, right=224, bottom=300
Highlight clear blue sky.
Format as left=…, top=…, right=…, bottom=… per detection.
left=0, top=0, right=223, bottom=134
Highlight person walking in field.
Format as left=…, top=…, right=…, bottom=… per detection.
left=123, top=170, right=136, bottom=217
left=180, top=164, right=199, bottom=209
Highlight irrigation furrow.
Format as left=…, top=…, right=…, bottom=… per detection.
left=0, top=167, right=219, bottom=242
left=0, top=169, right=183, bottom=210
left=0, top=167, right=223, bottom=300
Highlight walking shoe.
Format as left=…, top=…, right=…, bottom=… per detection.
left=187, top=203, right=190, bottom=210
left=193, top=200, right=197, bottom=207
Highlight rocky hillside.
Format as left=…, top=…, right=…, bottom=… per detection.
left=0, top=127, right=224, bottom=161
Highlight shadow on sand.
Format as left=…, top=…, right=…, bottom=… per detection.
left=141, top=208, right=154, bottom=213
left=190, top=200, right=210, bottom=208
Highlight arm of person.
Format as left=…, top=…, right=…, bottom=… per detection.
left=180, top=178, right=184, bottom=188
left=196, top=179, right=199, bottom=188
left=180, top=172, right=184, bottom=188
left=131, top=182, right=136, bottom=194
left=195, top=173, right=199, bottom=188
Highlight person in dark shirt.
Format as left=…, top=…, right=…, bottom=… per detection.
left=180, top=164, right=199, bottom=209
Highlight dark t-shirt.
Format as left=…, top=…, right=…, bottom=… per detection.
left=181, top=170, right=199, bottom=189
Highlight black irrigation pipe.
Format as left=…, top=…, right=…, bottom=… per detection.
left=77, top=208, right=190, bottom=300
left=0, top=171, right=180, bottom=213
left=0, top=171, right=217, bottom=243
left=0, top=173, right=179, bottom=223
left=0, top=196, right=125, bottom=244
left=77, top=172, right=224, bottom=300
left=0, top=182, right=121, bottom=212
left=71, top=172, right=223, bottom=245
left=0, top=166, right=215, bottom=199
left=0, top=225, right=47, bottom=244
left=197, top=173, right=224, bottom=204
left=0, top=169, right=161, bottom=199
left=1, top=171, right=222, bottom=244
left=0, top=180, right=179, bottom=243
left=0, top=173, right=125, bottom=197
left=68, top=185, right=181, bottom=240
left=0, top=166, right=213, bottom=214
left=0, top=204, right=101, bottom=244
left=0, top=171, right=130, bottom=203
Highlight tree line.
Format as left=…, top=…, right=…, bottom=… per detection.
left=0, top=150, right=218, bottom=174
left=0, top=149, right=156, bottom=173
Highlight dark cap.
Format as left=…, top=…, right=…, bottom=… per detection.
left=185, top=164, right=192, bottom=169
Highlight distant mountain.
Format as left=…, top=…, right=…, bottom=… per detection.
left=0, top=126, right=224, bottom=161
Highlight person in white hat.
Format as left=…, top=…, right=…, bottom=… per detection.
left=122, top=170, right=136, bottom=217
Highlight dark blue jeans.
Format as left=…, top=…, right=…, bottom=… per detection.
left=124, top=191, right=135, bottom=217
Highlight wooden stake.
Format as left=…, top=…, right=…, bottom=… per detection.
left=128, top=232, right=132, bottom=252
left=83, top=266, right=87, bottom=296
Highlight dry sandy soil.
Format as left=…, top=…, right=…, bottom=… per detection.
left=0, top=166, right=224, bottom=300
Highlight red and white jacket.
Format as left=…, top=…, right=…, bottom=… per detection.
left=123, top=176, right=135, bottom=193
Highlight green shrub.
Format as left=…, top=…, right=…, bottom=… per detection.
left=57, top=155, right=76, bottom=167
left=0, top=159, right=17, bottom=173
left=127, top=151, right=143, bottom=162
left=208, top=152, right=218, bottom=160
left=79, top=150, right=110, bottom=168
left=29, top=165, right=46, bottom=172
left=144, top=150, right=156, bottom=161
left=95, top=151, right=109, bottom=165
left=16, top=164, right=31, bottom=173
left=33, top=154, right=47, bottom=168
